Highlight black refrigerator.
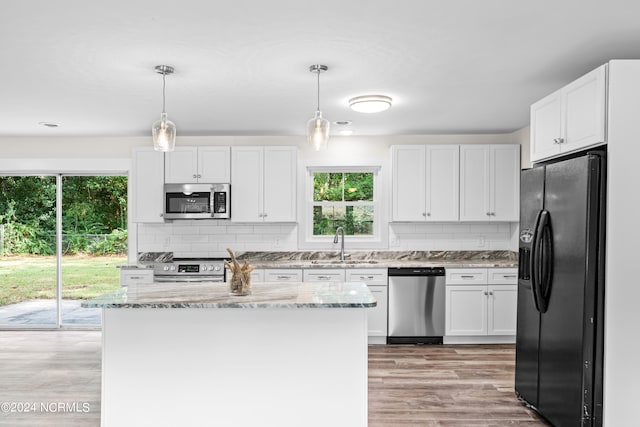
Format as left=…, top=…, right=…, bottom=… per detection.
left=515, top=149, right=605, bottom=427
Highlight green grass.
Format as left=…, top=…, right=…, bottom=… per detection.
left=0, top=255, right=126, bottom=306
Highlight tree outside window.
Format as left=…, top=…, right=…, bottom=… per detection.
left=312, top=172, right=374, bottom=236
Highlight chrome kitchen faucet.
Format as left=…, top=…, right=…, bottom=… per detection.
left=333, top=226, right=349, bottom=261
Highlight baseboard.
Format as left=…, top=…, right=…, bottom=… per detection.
left=443, top=335, right=516, bottom=345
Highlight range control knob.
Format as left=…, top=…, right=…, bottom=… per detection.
left=163, top=266, right=169, bottom=271
left=214, top=265, right=221, bottom=271
left=202, top=266, right=208, bottom=271
left=169, top=266, right=176, bottom=271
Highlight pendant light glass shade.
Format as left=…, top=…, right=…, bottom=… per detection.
left=307, top=110, right=330, bottom=151
left=307, top=64, right=329, bottom=151
left=152, top=65, right=176, bottom=152
left=152, top=112, right=176, bottom=152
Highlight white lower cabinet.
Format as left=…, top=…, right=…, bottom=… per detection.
left=346, top=269, right=388, bottom=343
left=445, top=268, right=517, bottom=343
left=120, top=268, right=154, bottom=287
left=303, top=269, right=346, bottom=282
left=264, top=269, right=303, bottom=282
left=248, top=269, right=264, bottom=282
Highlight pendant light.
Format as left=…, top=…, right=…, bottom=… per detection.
left=307, top=64, right=330, bottom=151
left=152, top=65, right=176, bottom=152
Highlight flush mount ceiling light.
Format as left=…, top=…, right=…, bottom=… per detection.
left=152, top=65, right=176, bottom=152
left=348, top=95, right=393, bottom=113
left=307, top=64, right=330, bottom=151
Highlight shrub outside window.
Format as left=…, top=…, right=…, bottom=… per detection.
left=311, top=171, right=375, bottom=236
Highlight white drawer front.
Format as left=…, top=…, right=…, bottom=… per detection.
left=120, top=270, right=154, bottom=286
left=446, top=269, right=487, bottom=285
left=303, top=269, right=346, bottom=282
left=346, top=269, right=388, bottom=286
left=488, top=268, right=518, bottom=284
left=264, top=269, right=303, bottom=282
left=250, top=269, right=264, bottom=282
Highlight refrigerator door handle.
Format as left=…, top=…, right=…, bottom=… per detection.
left=539, top=210, right=554, bottom=311
left=532, top=209, right=552, bottom=313
left=530, top=210, right=544, bottom=312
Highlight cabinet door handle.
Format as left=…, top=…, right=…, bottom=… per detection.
left=484, top=291, right=489, bottom=296
left=193, top=174, right=197, bottom=178
left=197, top=174, right=201, bottom=178
left=486, top=212, right=491, bottom=216
left=553, top=137, right=564, bottom=144
left=426, top=213, right=431, bottom=217
left=422, top=212, right=427, bottom=217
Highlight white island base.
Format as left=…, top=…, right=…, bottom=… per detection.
left=101, top=306, right=369, bottom=427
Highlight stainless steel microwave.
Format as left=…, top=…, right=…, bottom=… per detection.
left=163, top=183, right=230, bottom=220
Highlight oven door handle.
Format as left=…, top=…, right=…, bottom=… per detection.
left=154, top=276, right=224, bottom=283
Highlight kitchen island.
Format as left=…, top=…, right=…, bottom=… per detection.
left=83, top=281, right=376, bottom=427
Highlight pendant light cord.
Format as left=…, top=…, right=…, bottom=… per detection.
left=316, top=67, right=320, bottom=112
left=162, top=72, right=167, bottom=114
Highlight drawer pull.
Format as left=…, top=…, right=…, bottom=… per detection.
left=502, top=275, right=517, bottom=279
left=460, top=275, right=476, bottom=279
left=276, top=275, right=291, bottom=280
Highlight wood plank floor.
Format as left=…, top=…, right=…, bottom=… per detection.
left=369, top=344, right=550, bottom=426
left=0, top=331, right=550, bottom=426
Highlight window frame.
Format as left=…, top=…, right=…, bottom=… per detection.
left=303, top=165, right=383, bottom=248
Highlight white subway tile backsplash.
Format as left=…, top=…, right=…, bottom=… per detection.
left=137, top=219, right=516, bottom=257
left=389, top=222, right=515, bottom=251
left=226, top=225, right=255, bottom=234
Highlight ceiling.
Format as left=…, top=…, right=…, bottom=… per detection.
left=2, top=0, right=640, bottom=139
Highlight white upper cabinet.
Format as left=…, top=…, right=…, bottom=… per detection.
left=131, top=147, right=165, bottom=223
left=459, top=145, right=520, bottom=222
left=231, top=146, right=297, bottom=222
left=531, top=64, right=607, bottom=163
left=165, top=146, right=231, bottom=183
left=392, top=144, right=459, bottom=222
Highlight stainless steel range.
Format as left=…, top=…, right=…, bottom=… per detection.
left=153, top=258, right=226, bottom=283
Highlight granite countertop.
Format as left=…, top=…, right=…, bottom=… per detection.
left=235, top=250, right=519, bottom=269
left=82, top=281, right=377, bottom=309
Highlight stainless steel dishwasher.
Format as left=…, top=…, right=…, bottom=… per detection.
left=387, top=267, right=446, bottom=344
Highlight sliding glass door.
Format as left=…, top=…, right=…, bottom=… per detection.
left=0, top=176, right=57, bottom=327
left=60, top=176, right=127, bottom=325
left=0, top=174, right=127, bottom=328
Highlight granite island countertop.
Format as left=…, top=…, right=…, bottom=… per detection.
left=82, top=281, right=377, bottom=309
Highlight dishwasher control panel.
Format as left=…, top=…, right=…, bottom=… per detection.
left=388, top=267, right=445, bottom=276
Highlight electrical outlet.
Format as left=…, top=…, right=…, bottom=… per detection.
left=478, top=236, right=485, bottom=247
left=274, top=238, right=281, bottom=247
